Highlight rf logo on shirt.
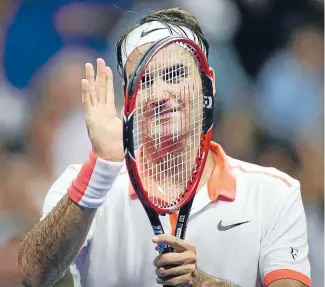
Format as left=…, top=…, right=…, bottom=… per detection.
left=290, top=247, right=298, bottom=260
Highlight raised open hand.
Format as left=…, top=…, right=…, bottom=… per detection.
left=82, top=58, right=123, bottom=162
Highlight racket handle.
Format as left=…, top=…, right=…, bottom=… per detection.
left=157, top=242, right=173, bottom=254
left=151, top=224, right=171, bottom=254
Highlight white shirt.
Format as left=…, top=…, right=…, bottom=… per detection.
left=41, top=143, right=311, bottom=287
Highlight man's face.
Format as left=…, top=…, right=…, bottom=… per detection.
left=125, top=43, right=203, bottom=156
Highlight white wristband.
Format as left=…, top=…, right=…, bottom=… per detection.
left=67, top=150, right=123, bottom=208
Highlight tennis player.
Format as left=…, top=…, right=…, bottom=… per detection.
left=18, top=8, right=311, bottom=287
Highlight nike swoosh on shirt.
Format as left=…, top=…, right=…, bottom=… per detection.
left=217, top=220, right=250, bottom=231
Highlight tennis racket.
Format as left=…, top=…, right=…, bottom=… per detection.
left=123, top=35, right=213, bottom=267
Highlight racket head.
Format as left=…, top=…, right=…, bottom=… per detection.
left=123, top=36, right=214, bottom=214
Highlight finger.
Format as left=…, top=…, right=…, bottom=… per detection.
left=81, top=79, right=92, bottom=116
left=105, top=66, right=115, bottom=108
left=153, top=251, right=196, bottom=268
left=156, top=263, right=196, bottom=278
left=96, top=58, right=107, bottom=103
left=85, top=63, right=97, bottom=104
left=152, top=234, right=195, bottom=252
left=156, top=273, right=193, bottom=286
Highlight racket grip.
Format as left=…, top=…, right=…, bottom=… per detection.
left=157, top=241, right=173, bottom=254
left=152, top=225, right=172, bottom=254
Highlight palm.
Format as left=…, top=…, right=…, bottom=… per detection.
left=82, top=59, right=123, bottom=162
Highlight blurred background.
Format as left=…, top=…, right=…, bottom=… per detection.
left=0, top=0, right=323, bottom=286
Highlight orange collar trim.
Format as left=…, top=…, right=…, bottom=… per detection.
left=128, top=141, right=236, bottom=202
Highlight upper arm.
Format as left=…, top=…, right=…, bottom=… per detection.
left=267, top=279, right=308, bottom=287
left=259, top=181, right=311, bottom=287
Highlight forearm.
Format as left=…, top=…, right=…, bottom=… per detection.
left=195, top=270, right=241, bottom=287
left=18, top=195, right=96, bottom=287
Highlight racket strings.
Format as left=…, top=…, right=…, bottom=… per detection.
left=134, top=43, right=204, bottom=207
left=141, top=134, right=201, bottom=187
left=136, top=89, right=196, bottom=122
left=148, top=155, right=197, bottom=207
left=143, top=116, right=206, bottom=152
left=143, top=132, right=200, bottom=206
left=142, top=132, right=204, bottom=173
left=136, top=54, right=197, bottom=126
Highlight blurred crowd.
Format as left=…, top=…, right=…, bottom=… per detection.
left=0, top=0, right=323, bottom=286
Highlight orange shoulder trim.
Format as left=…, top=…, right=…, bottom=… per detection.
left=231, top=165, right=292, bottom=188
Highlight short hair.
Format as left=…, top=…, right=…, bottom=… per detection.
left=116, top=8, right=210, bottom=78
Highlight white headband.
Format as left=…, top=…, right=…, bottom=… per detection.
left=121, top=21, right=207, bottom=67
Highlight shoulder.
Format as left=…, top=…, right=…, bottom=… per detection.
left=54, top=164, right=83, bottom=182
left=47, top=164, right=82, bottom=195
left=228, top=157, right=300, bottom=198
left=227, top=158, right=307, bottom=236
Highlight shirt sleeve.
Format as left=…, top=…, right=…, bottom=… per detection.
left=41, top=164, right=95, bottom=287
left=259, top=181, right=311, bottom=286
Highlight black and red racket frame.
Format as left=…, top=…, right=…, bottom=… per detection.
left=122, top=36, right=214, bottom=252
